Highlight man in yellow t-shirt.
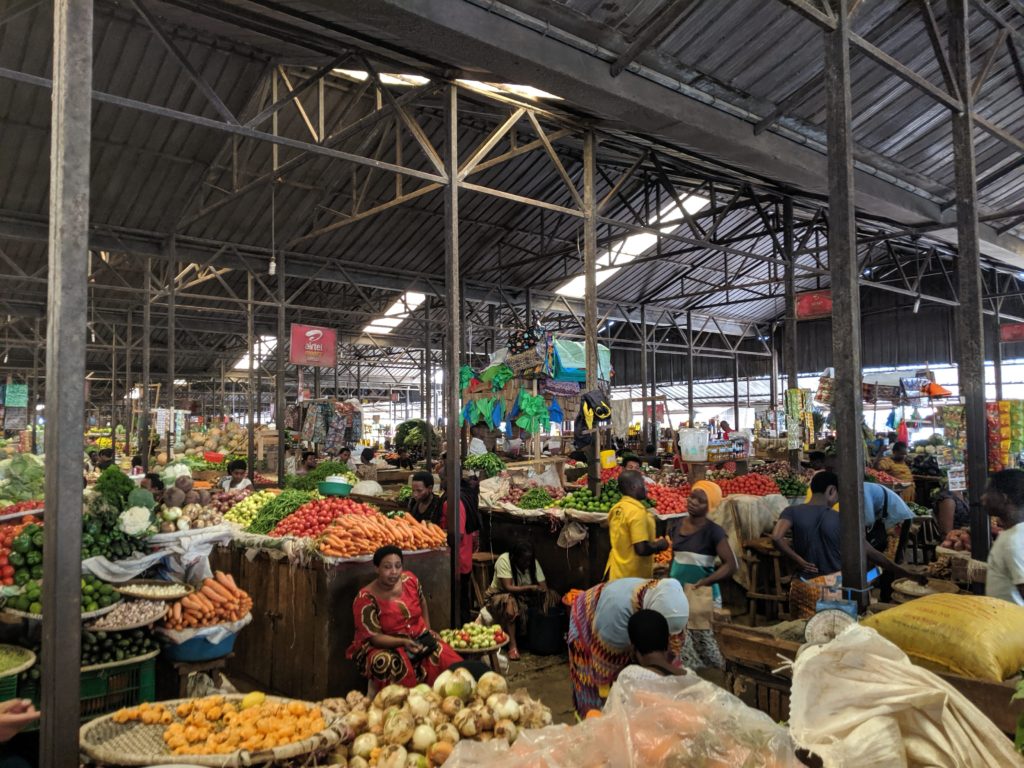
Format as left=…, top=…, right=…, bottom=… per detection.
left=605, top=470, right=668, bottom=580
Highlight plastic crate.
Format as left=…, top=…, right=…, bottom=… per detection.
left=20, top=655, right=156, bottom=723
left=0, top=674, right=16, bottom=701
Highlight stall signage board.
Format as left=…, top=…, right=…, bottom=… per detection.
left=4, top=383, right=27, bottom=408
left=946, top=464, right=966, bottom=492
left=1000, top=323, right=1024, bottom=342
left=795, top=289, right=833, bottom=320
left=289, top=324, right=337, bottom=368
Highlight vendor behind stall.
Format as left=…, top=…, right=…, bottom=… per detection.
left=482, top=541, right=559, bottom=661
left=346, top=546, right=462, bottom=687
left=408, top=471, right=443, bottom=526
left=874, top=440, right=915, bottom=503
left=983, top=469, right=1024, bottom=606
left=467, top=423, right=488, bottom=456
left=933, top=486, right=970, bottom=538
left=771, top=471, right=925, bottom=618
left=220, top=459, right=253, bottom=493
left=605, top=471, right=668, bottom=580
left=295, top=451, right=318, bottom=475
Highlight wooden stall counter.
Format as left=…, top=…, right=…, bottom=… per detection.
left=211, top=546, right=451, bottom=702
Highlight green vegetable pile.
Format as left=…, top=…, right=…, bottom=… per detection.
left=774, top=475, right=808, bottom=498
left=94, top=466, right=135, bottom=510
left=80, top=628, right=157, bottom=665
left=0, top=453, right=45, bottom=506
left=396, top=485, right=413, bottom=503
left=395, top=419, right=431, bottom=451
left=6, top=573, right=116, bottom=615
left=518, top=487, right=554, bottom=509
left=82, top=495, right=146, bottom=561
left=7, top=524, right=44, bottom=587
left=908, top=502, right=931, bottom=516
left=284, top=462, right=356, bottom=491
left=463, top=453, right=506, bottom=476
left=246, top=490, right=319, bottom=534
left=558, top=480, right=622, bottom=513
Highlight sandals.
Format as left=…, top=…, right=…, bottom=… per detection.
left=508, top=648, right=521, bottom=661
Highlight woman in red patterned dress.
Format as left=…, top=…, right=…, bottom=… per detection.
left=347, top=546, right=462, bottom=687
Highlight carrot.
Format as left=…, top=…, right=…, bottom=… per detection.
left=203, top=579, right=234, bottom=602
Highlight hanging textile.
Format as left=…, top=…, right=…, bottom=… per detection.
left=610, top=400, right=632, bottom=438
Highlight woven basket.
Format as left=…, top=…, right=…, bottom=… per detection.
left=79, top=695, right=349, bottom=767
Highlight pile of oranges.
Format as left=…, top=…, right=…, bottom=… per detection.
left=112, top=694, right=327, bottom=756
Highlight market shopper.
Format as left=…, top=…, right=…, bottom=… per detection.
left=407, top=470, right=443, bottom=526
left=605, top=470, right=668, bottom=580
left=220, top=459, right=253, bottom=493
left=771, top=471, right=925, bottom=618
left=360, top=447, right=376, bottom=466
left=874, top=440, right=916, bottom=503
left=666, top=479, right=735, bottom=669
left=567, top=577, right=688, bottom=715
left=442, top=472, right=481, bottom=624
left=95, top=448, right=115, bottom=471
left=612, top=609, right=688, bottom=691
left=933, top=486, right=971, bottom=538
left=982, top=469, right=1024, bottom=606
left=644, top=445, right=662, bottom=470
left=482, top=540, right=559, bottom=661
left=347, top=546, right=462, bottom=687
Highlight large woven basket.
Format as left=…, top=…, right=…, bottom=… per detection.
left=79, top=695, right=350, bottom=767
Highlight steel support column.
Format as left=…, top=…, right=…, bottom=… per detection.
left=949, top=0, right=990, bottom=561
left=277, top=249, right=286, bottom=487
left=826, top=0, right=867, bottom=604
left=443, top=85, right=461, bottom=626
left=125, top=310, right=132, bottom=458
left=686, top=310, right=695, bottom=427
left=247, top=273, right=255, bottom=481
left=650, top=332, right=658, bottom=445
left=732, top=356, right=741, bottom=429
left=141, top=260, right=151, bottom=471
left=110, top=327, right=117, bottom=458
left=30, top=318, right=39, bottom=454
left=584, top=131, right=600, bottom=492
left=166, top=248, right=176, bottom=458
left=783, top=198, right=800, bottom=469
left=424, top=299, right=433, bottom=466
left=640, top=304, right=649, bottom=446
left=994, top=303, right=1004, bottom=401
left=40, top=0, right=91, bottom=758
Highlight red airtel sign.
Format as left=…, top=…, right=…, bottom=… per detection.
left=289, top=324, right=337, bottom=367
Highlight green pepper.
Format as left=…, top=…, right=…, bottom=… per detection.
left=25, top=551, right=41, bottom=567
left=7, top=552, right=25, bottom=568
left=11, top=536, right=31, bottom=555
left=13, top=570, right=30, bottom=586
left=30, top=565, right=43, bottom=580
left=31, top=533, right=43, bottom=550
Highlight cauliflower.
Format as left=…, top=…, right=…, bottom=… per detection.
left=118, top=506, right=154, bottom=537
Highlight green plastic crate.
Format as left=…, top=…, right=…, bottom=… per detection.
left=0, top=674, right=16, bottom=701
left=20, top=655, right=156, bottom=724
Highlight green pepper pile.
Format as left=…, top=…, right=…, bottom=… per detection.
left=82, top=495, right=145, bottom=561
left=518, top=487, right=554, bottom=510
left=246, top=489, right=318, bottom=534
left=7, top=523, right=44, bottom=587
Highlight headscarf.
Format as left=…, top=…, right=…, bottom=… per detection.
left=691, top=480, right=723, bottom=512
left=641, top=578, right=689, bottom=636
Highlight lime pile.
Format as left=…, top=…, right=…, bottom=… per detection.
left=558, top=480, right=622, bottom=513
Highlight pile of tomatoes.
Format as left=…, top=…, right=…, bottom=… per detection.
left=0, top=515, right=42, bottom=586
left=269, top=497, right=378, bottom=538
left=647, top=484, right=690, bottom=515
left=0, top=501, right=44, bottom=517
left=865, top=468, right=899, bottom=486
left=600, top=465, right=622, bottom=483
left=715, top=474, right=781, bottom=497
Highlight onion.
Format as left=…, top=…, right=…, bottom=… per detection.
left=488, top=694, right=521, bottom=723
left=470, top=703, right=494, bottom=732
left=377, top=745, right=408, bottom=768
left=452, top=708, right=478, bottom=738
left=350, top=758, right=370, bottom=768
left=367, top=707, right=383, bottom=729
left=342, top=710, right=368, bottom=733
left=494, top=718, right=517, bottom=744
left=376, top=684, right=409, bottom=709
left=383, top=710, right=415, bottom=746
left=432, top=670, right=454, bottom=698
left=410, top=724, right=437, bottom=753
left=407, top=693, right=431, bottom=719
left=435, top=723, right=460, bottom=744
left=440, top=696, right=462, bottom=718
left=475, top=671, right=507, bottom=699
left=405, top=754, right=429, bottom=768
left=352, top=733, right=378, bottom=759
left=427, top=741, right=454, bottom=764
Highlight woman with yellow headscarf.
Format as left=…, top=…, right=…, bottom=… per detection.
left=665, top=480, right=737, bottom=669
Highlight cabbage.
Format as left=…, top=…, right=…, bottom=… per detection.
left=352, top=480, right=384, bottom=497
left=160, top=462, right=192, bottom=485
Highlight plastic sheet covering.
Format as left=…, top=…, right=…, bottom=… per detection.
left=788, top=624, right=1024, bottom=768
left=446, top=674, right=799, bottom=767
left=711, top=493, right=788, bottom=589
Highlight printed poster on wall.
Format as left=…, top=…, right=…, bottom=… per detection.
left=289, top=324, right=337, bottom=368
left=4, top=383, right=27, bottom=408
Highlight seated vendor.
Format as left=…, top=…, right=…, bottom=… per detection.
left=874, top=440, right=915, bottom=503
left=622, top=455, right=655, bottom=485
left=407, top=470, right=443, bottom=526
left=482, top=541, right=560, bottom=661
left=468, top=423, right=488, bottom=456
left=220, top=459, right=253, bottom=493
left=346, top=546, right=462, bottom=686
left=772, top=471, right=925, bottom=618
left=295, top=451, right=318, bottom=476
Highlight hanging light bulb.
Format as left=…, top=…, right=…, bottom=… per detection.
left=2, top=352, right=7, bottom=364
left=269, top=256, right=276, bottom=276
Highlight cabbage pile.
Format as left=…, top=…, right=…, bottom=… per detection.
left=0, top=453, right=45, bottom=506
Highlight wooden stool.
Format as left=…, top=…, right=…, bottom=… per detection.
left=470, top=552, right=499, bottom=612
left=157, top=654, right=233, bottom=700
left=742, top=544, right=790, bottom=626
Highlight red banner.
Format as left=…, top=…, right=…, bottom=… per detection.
left=289, top=324, right=337, bottom=367
left=795, top=289, right=833, bottom=320
left=1000, top=323, right=1024, bottom=342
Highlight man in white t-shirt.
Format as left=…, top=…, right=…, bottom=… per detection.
left=467, top=423, right=488, bottom=456
left=983, top=469, right=1024, bottom=607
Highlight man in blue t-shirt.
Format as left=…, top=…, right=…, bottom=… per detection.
left=771, top=471, right=924, bottom=616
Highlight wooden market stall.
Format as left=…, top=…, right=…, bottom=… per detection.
left=210, top=545, right=451, bottom=701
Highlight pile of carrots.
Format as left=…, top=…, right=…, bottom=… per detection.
left=319, top=512, right=448, bottom=558
left=165, top=571, right=253, bottom=629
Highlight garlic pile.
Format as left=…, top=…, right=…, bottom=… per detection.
left=322, top=670, right=552, bottom=767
